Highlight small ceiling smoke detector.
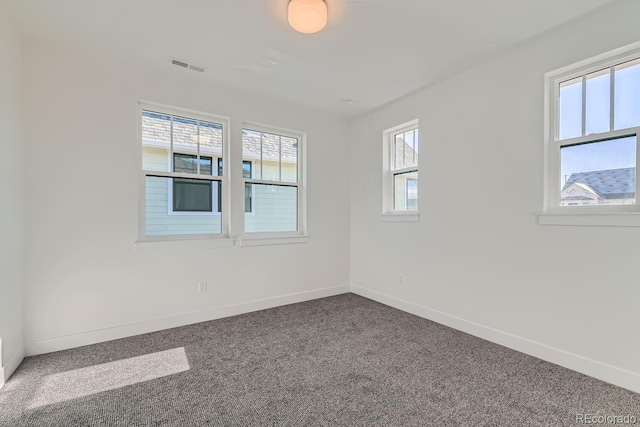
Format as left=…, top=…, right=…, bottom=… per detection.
left=171, top=58, right=207, bottom=73
left=288, top=0, right=327, bottom=34
left=342, top=99, right=356, bottom=105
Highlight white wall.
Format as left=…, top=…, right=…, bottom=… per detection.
left=350, top=0, right=640, bottom=393
left=22, top=39, right=351, bottom=353
left=0, top=4, right=24, bottom=385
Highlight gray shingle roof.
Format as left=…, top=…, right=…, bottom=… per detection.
left=141, top=110, right=297, bottom=163
left=242, top=129, right=297, bottom=162
left=141, top=111, right=223, bottom=151
left=563, top=167, right=636, bottom=199
left=394, top=139, right=418, bottom=169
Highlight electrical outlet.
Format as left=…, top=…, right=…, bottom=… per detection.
left=198, top=281, right=208, bottom=293
left=398, top=275, right=403, bottom=285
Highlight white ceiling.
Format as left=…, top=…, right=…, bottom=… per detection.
left=3, top=0, right=618, bottom=116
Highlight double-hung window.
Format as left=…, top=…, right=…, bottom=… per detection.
left=544, top=44, right=640, bottom=223
left=383, top=120, right=419, bottom=218
left=241, top=125, right=303, bottom=234
left=139, top=104, right=228, bottom=239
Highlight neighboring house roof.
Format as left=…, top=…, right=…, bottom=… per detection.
left=394, top=136, right=418, bottom=168
left=141, top=110, right=297, bottom=163
left=562, top=167, right=636, bottom=199
left=242, top=130, right=298, bottom=162
left=561, top=182, right=603, bottom=199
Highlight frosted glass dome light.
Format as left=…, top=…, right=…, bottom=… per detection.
left=288, top=0, right=327, bottom=34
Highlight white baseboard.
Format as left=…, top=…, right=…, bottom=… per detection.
left=351, top=284, right=640, bottom=394
left=26, top=284, right=350, bottom=357
left=1, top=347, right=25, bottom=388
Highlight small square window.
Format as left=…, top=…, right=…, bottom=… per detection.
left=173, top=179, right=213, bottom=212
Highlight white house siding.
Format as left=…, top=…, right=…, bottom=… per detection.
left=143, top=146, right=220, bottom=236
left=143, top=147, right=297, bottom=235
left=245, top=182, right=297, bottom=233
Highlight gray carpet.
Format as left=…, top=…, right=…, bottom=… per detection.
left=0, top=293, right=638, bottom=426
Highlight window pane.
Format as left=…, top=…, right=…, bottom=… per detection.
left=244, top=184, right=297, bottom=232
left=281, top=136, right=298, bottom=183
left=560, top=136, right=636, bottom=206
left=406, top=178, right=418, bottom=210
left=585, top=69, right=611, bottom=135
left=141, top=111, right=171, bottom=172
left=174, top=153, right=212, bottom=175
left=242, top=129, right=261, bottom=178
left=559, top=77, right=583, bottom=140
left=173, top=116, right=198, bottom=152
left=405, top=129, right=419, bottom=168
left=394, top=171, right=418, bottom=211
left=261, top=133, right=280, bottom=181
left=199, top=120, right=223, bottom=158
left=394, top=129, right=419, bottom=170
left=145, top=176, right=221, bottom=236
left=200, top=157, right=212, bottom=175
left=394, top=134, right=405, bottom=170
left=243, top=161, right=253, bottom=213
left=245, top=183, right=252, bottom=213
left=242, top=161, right=252, bottom=178
left=614, top=59, right=640, bottom=130
left=173, top=179, right=213, bottom=212
left=242, top=129, right=297, bottom=183
left=173, top=154, right=197, bottom=174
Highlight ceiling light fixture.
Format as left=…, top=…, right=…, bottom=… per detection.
left=288, top=0, right=327, bottom=34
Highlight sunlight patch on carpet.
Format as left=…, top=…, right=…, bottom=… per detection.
left=29, top=347, right=190, bottom=408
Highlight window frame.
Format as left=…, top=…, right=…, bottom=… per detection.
left=543, top=43, right=640, bottom=224
left=137, top=102, right=230, bottom=242
left=382, top=119, right=420, bottom=221
left=240, top=122, right=306, bottom=237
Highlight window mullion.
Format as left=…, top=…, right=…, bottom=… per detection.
left=278, top=135, right=282, bottom=182
left=581, top=75, right=587, bottom=136
left=636, top=133, right=640, bottom=207
left=413, top=129, right=417, bottom=165
left=170, top=115, right=174, bottom=170
left=610, top=66, right=615, bottom=132
left=196, top=121, right=201, bottom=175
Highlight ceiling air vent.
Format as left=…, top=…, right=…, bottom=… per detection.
left=188, top=64, right=206, bottom=73
left=171, top=58, right=206, bottom=73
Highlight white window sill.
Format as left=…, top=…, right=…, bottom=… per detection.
left=537, top=212, right=640, bottom=227
left=238, top=234, right=310, bottom=247
left=134, top=237, right=234, bottom=253
left=381, top=212, right=420, bottom=222
left=134, top=234, right=310, bottom=251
